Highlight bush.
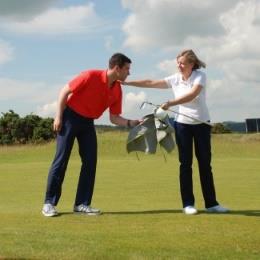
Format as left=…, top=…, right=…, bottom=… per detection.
left=212, top=123, right=231, bottom=134
left=32, top=118, right=55, bottom=143
left=0, top=110, right=55, bottom=144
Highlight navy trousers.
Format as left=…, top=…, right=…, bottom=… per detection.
left=174, top=122, right=218, bottom=208
left=44, top=107, right=97, bottom=206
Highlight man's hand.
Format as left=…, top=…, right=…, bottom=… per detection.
left=53, top=116, right=62, bottom=132
left=128, top=119, right=141, bottom=127
left=110, top=113, right=142, bottom=127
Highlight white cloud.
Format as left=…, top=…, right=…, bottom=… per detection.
left=121, top=0, right=237, bottom=51
left=0, top=78, right=59, bottom=101
left=37, top=101, right=57, bottom=118
left=121, top=0, right=260, bottom=70
left=121, top=0, right=260, bottom=122
left=0, top=3, right=103, bottom=35
left=207, top=79, right=260, bottom=122
left=0, top=39, right=14, bottom=65
left=201, top=1, right=260, bottom=62
left=0, top=0, right=58, bottom=20
left=157, top=59, right=177, bottom=74
left=123, top=91, right=147, bottom=114
left=0, top=77, right=60, bottom=116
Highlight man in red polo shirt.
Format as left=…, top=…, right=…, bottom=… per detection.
left=42, top=53, right=139, bottom=217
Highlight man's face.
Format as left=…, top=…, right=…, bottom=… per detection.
left=116, top=63, right=131, bottom=81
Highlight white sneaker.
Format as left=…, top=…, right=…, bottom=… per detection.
left=206, top=205, right=229, bottom=213
left=74, top=204, right=101, bottom=215
left=183, top=206, right=198, bottom=215
left=42, top=203, right=58, bottom=217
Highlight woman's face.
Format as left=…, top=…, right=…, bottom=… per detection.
left=177, top=56, right=194, bottom=75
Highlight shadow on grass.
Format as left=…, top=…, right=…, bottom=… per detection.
left=227, top=210, right=260, bottom=217
left=59, top=209, right=181, bottom=216
left=198, top=210, right=260, bottom=217
left=58, top=209, right=260, bottom=217
left=104, top=209, right=182, bottom=215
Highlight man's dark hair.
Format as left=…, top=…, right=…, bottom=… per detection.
left=109, top=53, right=131, bottom=69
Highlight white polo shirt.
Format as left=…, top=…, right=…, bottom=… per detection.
left=164, top=70, right=210, bottom=124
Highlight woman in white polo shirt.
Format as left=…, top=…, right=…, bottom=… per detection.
left=123, top=49, right=229, bottom=215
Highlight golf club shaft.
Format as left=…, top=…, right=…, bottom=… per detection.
left=141, top=101, right=212, bottom=126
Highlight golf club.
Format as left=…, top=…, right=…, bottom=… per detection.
left=140, top=101, right=213, bottom=126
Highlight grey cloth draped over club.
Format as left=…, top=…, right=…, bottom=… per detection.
left=126, top=114, right=175, bottom=154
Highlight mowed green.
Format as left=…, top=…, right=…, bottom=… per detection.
left=0, top=131, right=259, bottom=259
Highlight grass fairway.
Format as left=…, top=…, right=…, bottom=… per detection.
left=0, top=131, right=260, bottom=259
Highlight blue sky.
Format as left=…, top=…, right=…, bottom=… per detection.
left=0, top=0, right=260, bottom=124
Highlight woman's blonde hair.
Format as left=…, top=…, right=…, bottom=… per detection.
left=177, top=49, right=206, bottom=70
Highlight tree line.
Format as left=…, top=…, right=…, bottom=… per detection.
left=0, top=110, right=55, bottom=144
left=0, top=110, right=231, bottom=145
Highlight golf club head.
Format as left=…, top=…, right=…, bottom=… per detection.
left=154, top=107, right=168, bottom=120
left=140, top=101, right=158, bottom=110
left=140, top=102, right=147, bottom=110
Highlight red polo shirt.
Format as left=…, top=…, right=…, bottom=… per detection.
left=66, top=70, right=122, bottom=119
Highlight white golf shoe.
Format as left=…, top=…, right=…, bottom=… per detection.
left=74, top=204, right=101, bottom=215
left=42, top=203, right=58, bottom=217
left=206, top=205, right=229, bottom=213
left=183, top=206, right=198, bottom=215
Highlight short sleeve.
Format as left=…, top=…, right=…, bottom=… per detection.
left=109, top=85, right=122, bottom=115
left=68, top=71, right=90, bottom=93
left=164, top=74, right=177, bottom=88
left=193, top=71, right=206, bottom=87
